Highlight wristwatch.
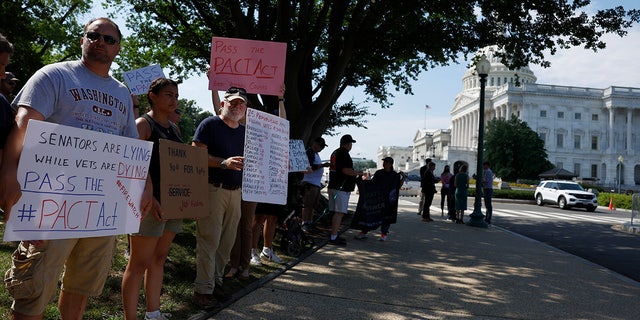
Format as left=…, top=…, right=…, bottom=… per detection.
left=220, top=159, right=227, bottom=169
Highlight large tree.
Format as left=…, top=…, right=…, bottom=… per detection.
left=104, top=1, right=638, bottom=144
left=0, top=1, right=91, bottom=88
left=484, top=117, right=554, bottom=180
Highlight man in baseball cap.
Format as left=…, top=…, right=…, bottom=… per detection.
left=339, top=134, right=356, bottom=144
left=1, top=72, right=19, bottom=101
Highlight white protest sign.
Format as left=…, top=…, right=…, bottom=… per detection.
left=289, top=139, right=310, bottom=172
left=122, top=64, right=166, bottom=95
left=3, top=120, right=153, bottom=241
left=242, top=109, right=289, bottom=204
left=209, top=37, right=287, bottom=95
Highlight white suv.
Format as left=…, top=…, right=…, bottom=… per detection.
left=535, top=180, right=598, bottom=212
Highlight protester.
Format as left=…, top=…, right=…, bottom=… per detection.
left=327, top=134, right=363, bottom=245
left=440, top=165, right=453, bottom=216
left=454, top=164, right=470, bottom=224
left=483, top=161, right=494, bottom=225
left=122, top=78, right=183, bottom=320
left=420, top=161, right=437, bottom=222
left=0, top=34, right=15, bottom=165
left=192, top=86, right=247, bottom=308
left=249, top=88, right=288, bottom=267
left=354, top=157, right=405, bottom=241
left=0, top=18, right=152, bottom=319
left=300, top=137, right=330, bottom=232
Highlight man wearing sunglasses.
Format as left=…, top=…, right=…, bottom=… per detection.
left=1, top=18, right=152, bottom=320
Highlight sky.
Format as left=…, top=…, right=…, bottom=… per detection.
left=91, top=1, right=640, bottom=162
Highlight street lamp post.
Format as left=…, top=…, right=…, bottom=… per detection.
left=618, top=155, right=624, bottom=194
left=467, top=55, right=491, bottom=228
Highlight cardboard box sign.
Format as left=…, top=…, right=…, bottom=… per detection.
left=158, top=139, right=209, bottom=219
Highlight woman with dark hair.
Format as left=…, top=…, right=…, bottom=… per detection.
left=440, top=165, right=453, bottom=216
left=122, top=78, right=182, bottom=320
left=454, top=164, right=469, bottom=224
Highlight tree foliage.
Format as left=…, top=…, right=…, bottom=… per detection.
left=101, top=0, right=639, bottom=145
left=484, top=117, right=553, bottom=180
left=0, top=0, right=91, bottom=91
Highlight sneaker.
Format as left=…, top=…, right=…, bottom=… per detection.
left=250, top=248, right=262, bottom=266
left=379, top=234, right=388, bottom=242
left=354, top=231, right=368, bottom=240
left=261, top=247, right=284, bottom=264
left=193, top=292, right=221, bottom=309
left=328, top=236, right=347, bottom=246
left=144, top=312, right=172, bottom=320
left=213, top=285, right=230, bottom=302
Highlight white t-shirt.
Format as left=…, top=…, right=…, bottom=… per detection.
left=13, top=60, right=137, bottom=138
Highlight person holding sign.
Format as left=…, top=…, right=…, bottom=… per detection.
left=191, top=87, right=247, bottom=308
left=0, top=18, right=152, bottom=320
left=327, top=134, right=364, bottom=246
left=122, top=78, right=182, bottom=320
left=300, top=137, right=330, bottom=232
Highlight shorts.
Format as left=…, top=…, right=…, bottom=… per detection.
left=328, top=189, right=351, bottom=214
left=133, top=213, right=183, bottom=237
left=302, top=183, right=321, bottom=209
left=5, top=236, right=116, bottom=316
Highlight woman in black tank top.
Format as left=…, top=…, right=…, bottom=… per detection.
left=122, top=78, right=183, bottom=320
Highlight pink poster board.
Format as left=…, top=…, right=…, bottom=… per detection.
left=209, top=37, right=287, bottom=96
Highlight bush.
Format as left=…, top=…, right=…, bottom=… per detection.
left=598, top=193, right=633, bottom=210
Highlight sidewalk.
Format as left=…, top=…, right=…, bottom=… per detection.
left=201, top=196, right=640, bottom=320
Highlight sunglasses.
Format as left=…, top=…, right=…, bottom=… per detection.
left=175, top=109, right=182, bottom=115
left=4, top=81, right=16, bottom=86
left=226, top=87, right=247, bottom=95
left=85, top=31, right=119, bottom=45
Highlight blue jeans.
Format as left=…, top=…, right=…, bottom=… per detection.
left=483, top=188, right=493, bottom=223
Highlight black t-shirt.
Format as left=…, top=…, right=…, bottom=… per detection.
left=0, top=95, right=14, bottom=149
left=192, top=116, right=245, bottom=186
left=328, top=147, right=356, bottom=191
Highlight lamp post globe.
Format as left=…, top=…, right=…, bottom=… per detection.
left=467, top=55, right=490, bottom=228
left=617, top=155, right=624, bottom=194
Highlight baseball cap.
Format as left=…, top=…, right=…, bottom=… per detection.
left=4, top=72, right=18, bottom=82
left=382, top=157, right=394, bottom=164
left=224, top=87, right=247, bottom=102
left=314, top=137, right=328, bottom=147
left=340, top=134, right=356, bottom=144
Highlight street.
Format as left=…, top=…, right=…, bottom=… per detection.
left=403, top=194, right=640, bottom=283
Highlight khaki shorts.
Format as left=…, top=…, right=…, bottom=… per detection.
left=328, top=189, right=351, bottom=214
left=5, top=236, right=116, bottom=316
left=134, top=213, right=183, bottom=237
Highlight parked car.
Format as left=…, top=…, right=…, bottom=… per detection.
left=399, top=174, right=421, bottom=197
left=534, top=180, right=598, bottom=212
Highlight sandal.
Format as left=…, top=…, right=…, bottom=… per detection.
left=224, top=268, right=238, bottom=279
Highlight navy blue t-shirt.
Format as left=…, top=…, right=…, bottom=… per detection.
left=192, top=116, right=245, bottom=186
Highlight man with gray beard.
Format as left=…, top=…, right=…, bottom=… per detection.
left=191, top=87, right=247, bottom=308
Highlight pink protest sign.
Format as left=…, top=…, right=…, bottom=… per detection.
left=209, top=37, right=287, bottom=96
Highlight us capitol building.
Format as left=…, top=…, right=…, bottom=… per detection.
left=378, top=46, right=640, bottom=190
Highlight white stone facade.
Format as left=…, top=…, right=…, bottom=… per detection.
left=379, top=46, right=640, bottom=190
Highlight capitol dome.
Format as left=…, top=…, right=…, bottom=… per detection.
left=461, top=45, right=537, bottom=91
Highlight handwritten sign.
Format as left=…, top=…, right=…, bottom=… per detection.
left=159, top=139, right=209, bottom=219
left=3, top=120, right=153, bottom=241
left=242, top=109, right=289, bottom=204
left=289, top=139, right=310, bottom=172
left=209, top=37, right=287, bottom=96
left=123, top=64, right=166, bottom=95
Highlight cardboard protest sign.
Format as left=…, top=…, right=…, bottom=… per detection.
left=3, top=120, right=153, bottom=241
left=242, top=109, right=289, bottom=204
left=209, top=37, right=287, bottom=95
left=289, top=139, right=310, bottom=172
left=158, top=139, right=209, bottom=219
left=122, top=64, right=166, bottom=95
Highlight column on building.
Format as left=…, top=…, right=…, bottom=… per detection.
left=608, top=107, right=615, bottom=153
left=506, top=103, right=512, bottom=120
left=626, top=108, right=633, bottom=156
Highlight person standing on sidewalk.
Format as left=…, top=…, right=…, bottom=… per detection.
left=454, top=164, right=470, bottom=224
left=327, top=134, right=363, bottom=245
left=421, top=161, right=437, bottom=222
left=440, top=165, right=453, bottom=217
left=301, top=137, right=330, bottom=232
left=354, top=157, right=405, bottom=241
left=191, top=87, right=247, bottom=308
left=417, top=158, right=431, bottom=216
left=482, top=161, right=494, bottom=224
